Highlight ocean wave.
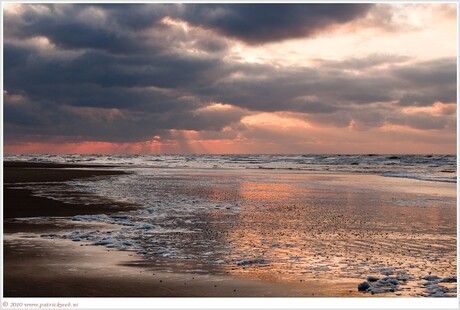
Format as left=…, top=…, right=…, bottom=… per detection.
left=4, top=154, right=456, bottom=183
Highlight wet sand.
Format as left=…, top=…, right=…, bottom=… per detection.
left=3, top=233, right=360, bottom=297
left=3, top=162, right=361, bottom=297
left=2, top=162, right=457, bottom=297
left=4, top=162, right=132, bottom=218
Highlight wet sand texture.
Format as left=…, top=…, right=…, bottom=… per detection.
left=4, top=163, right=361, bottom=297
left=3, top=162, right=457, bottom=297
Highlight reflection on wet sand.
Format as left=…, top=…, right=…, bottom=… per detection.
left=5, top=166, right=456, bottom=297
left=184, top=172, right=456, bottom=297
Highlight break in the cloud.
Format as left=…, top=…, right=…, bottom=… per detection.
left=3, top=3, right=457, bottom=154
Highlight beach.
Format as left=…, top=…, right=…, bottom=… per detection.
left=4, top=2, right=457, bottom=306
left=3, top=159, right=457, bottom=298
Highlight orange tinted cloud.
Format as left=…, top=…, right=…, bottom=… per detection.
left=4, top=124, right=455, bottom=155
left=401, top=102, right=456, bottom=116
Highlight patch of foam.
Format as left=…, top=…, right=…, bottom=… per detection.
left=72, top=214, right=108, bottom=222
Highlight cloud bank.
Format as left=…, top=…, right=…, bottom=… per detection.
left=3, top=3, right=457, bottom=154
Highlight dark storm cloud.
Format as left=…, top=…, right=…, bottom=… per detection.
left=4, top=101, right=46, bottom=127
left=390, top=112, right=455, bottom=130
left=194, top=56, right=456, bottom=132
left=4, top=4, right=173, bottom=54
left=202, top=57, right=456, bottom=113
left=6, top=48, right=220, bottom=88
left=96, top=3, right=174, bottom=30
left=5, top=4, right=373, bottom=51
left=3, top=4, right=457, bottom=144
left=4, top=92, right=247, bottom=143
left=392, top=58, right=457, bottom=106
left=393, top=58, right=456, bottom=86
left=183, top=4, right=373, bottom=44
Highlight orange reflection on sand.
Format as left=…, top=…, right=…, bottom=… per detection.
left=238, top=180, right=302, bottom=207
left=213, top=173, right=456, bottom=294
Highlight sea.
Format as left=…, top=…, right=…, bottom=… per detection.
left=4, top=154, right=457, bottom=183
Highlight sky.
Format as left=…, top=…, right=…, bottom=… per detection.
left=3, top=3, right=457, bottom=154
